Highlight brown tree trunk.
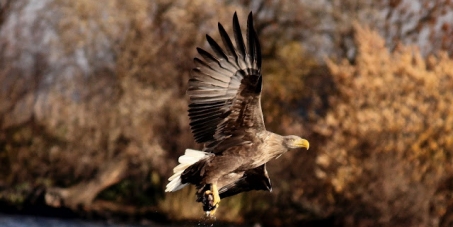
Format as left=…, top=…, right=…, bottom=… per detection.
left=44, top=156, right=128, bottom=210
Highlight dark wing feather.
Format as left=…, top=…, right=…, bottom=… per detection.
left=218, top=164, right=272, bottom=199
left=206, top=35, right=228, bottom=61
left=187, top=12, right=265, bottom=150
left=233, top=12, right=247, bottom=66
left=247, top=13, right=261, bottom=69
left=218, top=22, right=237, bottom=61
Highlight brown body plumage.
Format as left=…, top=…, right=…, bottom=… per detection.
left=165, top=12, right=309, bottom=216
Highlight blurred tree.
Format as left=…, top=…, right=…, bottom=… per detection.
left=313, top=23, right=453, bottom=226
left=383, top=0, right=453, bottom=55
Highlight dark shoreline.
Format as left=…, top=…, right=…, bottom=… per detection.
left=0, top=198, right=335, bottom=227
left=0, top=199, right=169, bottom=226
left=0, top=199, right=266, bottom=227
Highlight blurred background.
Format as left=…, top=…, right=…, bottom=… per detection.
left=0, top=0, right=453, bottom=226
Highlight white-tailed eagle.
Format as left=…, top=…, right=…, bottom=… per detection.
left=165, top=12, right=310, bottom=216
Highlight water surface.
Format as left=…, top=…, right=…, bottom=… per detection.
left=0, top=214, right=151, bottom=227
left=0, top=213, right=251, bottom=227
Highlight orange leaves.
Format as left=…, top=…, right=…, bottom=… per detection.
left=315, top=23, right=453, bottom=225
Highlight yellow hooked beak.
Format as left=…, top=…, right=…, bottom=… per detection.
left=295, top=138, right=310, bottom=150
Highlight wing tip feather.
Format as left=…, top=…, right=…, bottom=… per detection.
left=187, top=11, right=264, bottom=145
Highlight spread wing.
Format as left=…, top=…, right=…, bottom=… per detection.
left=187, top=12, right=264, bottom=151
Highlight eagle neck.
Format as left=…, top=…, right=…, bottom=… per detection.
left=262, top=131, right=287, bottom=159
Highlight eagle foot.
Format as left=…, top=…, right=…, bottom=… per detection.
left=202, top=185, right=220, bottom=216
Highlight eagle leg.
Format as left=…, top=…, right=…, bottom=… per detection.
left=204, top=184, right=220, bottom=216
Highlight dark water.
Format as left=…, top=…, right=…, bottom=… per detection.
left=0, top=214, right=152, bottom=227
left=0, top=214, right=247, bottom=227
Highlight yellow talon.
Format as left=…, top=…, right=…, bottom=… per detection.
left=211, top=184, right=220, bottom=206
left=204, top=184, right=221, bottom=217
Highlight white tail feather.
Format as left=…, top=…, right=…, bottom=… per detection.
left=168, top=171, right=182, bottom=181
left=165, top=149, right=211, bottom=192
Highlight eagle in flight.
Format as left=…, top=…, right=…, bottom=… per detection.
left=165, top=12, right=310, bottom=216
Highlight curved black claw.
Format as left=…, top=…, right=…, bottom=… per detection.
left=202, top=191, right=217, bottom=212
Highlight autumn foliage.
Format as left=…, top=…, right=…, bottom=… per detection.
left=1, top=0, right=453, bottom=226
left=315, top=24, right=453, bottom=226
